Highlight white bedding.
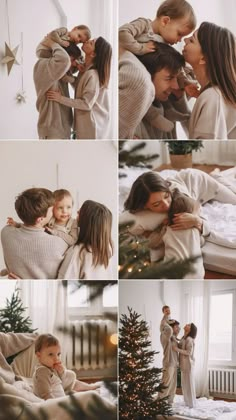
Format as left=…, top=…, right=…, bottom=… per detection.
left=173, top=395, right=236, bottom=419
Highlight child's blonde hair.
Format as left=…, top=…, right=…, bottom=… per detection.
left=168, top=189, right=198, bottom=224
left=77, top=200, right=113, bottom=268
left=53, top=189, right=74, bottom=205
left=35, top=334, right=59, bottom=353
left=157, top=0, right=197, bottom=31
left=75, top=25, right=91, bottom=41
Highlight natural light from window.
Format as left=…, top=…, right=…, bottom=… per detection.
left=0, top=280, right=17, bottom=308
left=209, top=293, right=233, bottom=361
left=103, top=284, right=118, bottom=307
left=67, top=283, right=89, bottom=308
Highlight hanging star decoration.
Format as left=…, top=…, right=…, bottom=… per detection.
left=1, top=42, right=20, bottom=75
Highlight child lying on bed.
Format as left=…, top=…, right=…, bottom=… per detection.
left=33, top=334, right=100, bottom=400
left=147, top=189, right=205, bottom=279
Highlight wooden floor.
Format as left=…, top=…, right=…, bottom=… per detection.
left=155, top=163, right=234, bottom=173
left=205, top=270, right=235, bottom=280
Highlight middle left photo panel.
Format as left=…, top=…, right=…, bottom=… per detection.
left=0, top=141, right=118, bottom=280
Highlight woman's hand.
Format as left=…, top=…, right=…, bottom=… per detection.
left=171, top=212, right=203, bottom=231
left=47, top=90, right=61, bottom=102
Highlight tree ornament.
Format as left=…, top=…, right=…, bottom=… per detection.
left=1, top=42, right=20, bottom=75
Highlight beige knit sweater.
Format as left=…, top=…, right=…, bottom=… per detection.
left=58, top=69, right=110, bottom=139
left=119, top=50, right=155, bottom=139
left=1, top=225, right=68, bottom=279
left=34, top=43, right=72, bottom=139
left=189, top=86, right=236, bottom=139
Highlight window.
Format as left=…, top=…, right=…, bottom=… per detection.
left=67, top=281, right=118, bottom=319
left=0, top=280, right=17, bottom=308
left=209, top=291, right=234, bottom=365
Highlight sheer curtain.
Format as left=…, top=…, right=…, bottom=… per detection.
left=181, top=281, right=210, bottom=397
left=193, top=141, right=236, bottom=165
left=18, top=280, right=69, bottom=364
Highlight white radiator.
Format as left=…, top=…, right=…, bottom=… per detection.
left=208, top=368, right=236, bottom=394
left=68, top=320, right=116, bottom=370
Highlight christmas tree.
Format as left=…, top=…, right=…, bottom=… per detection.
left=119, top=307, right=172, bottom=419
left=119, top=222, right=199, bottom=279
left=119, top=141, right=159, bottom=177
left=0, top=289, right=36, bottom=333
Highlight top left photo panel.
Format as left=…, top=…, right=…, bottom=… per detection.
left=0, top=0, right=118, bottom=140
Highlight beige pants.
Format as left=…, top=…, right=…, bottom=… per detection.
left=181, top=369, right=196, bottom=408
left=159, top=365, right=177, bottom=403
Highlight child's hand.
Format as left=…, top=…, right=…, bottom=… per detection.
left=45, top=226, right=53, bottom=234
left=184, top=84, right=200, bottom=98
left=47, top=90, right=61, bottom=102
left=7, top=217, right=17, bottom=227
left=53, top=362, right=64, bottom=375
left=142, top=41, right=156, bottom=54
left=76, top=63, right=86, bottom=73
left=61, top=40, right=70, bottom=47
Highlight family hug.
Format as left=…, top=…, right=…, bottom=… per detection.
left=1, top=188, right=114, bottom=279
left=33, top=24, right=112, bottom=139
left=119, top=0, right=236, bottom=139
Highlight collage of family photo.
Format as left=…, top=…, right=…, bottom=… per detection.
left=0, top=0, right=236, bottom=419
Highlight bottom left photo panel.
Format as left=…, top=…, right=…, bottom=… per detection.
left=0, top=280, right=118, bottom=419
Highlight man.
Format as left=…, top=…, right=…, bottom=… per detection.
left=160, top=318, right=180, bottom=404
left=119, top=42, right=189, bottom=139
left=33, top=38, right=81, bottom=139
left=1, top=188, right=68, bottom=279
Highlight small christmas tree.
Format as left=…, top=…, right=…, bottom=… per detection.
left=119, top=307, right=172, bottom=419
left=0, top=289, right=36, bottom=333
left=119, top=222, right=199, bottom=279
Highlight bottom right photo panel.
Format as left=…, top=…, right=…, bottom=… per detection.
left=119, top=280, right=236, bottom=420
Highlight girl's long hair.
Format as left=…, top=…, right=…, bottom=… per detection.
left=94, top=36, right=112, bottom=87
left=77, top=200, right=113, bottom=268
left=198, top=22, right=236, bottom=106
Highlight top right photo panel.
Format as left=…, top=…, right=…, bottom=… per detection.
left=119, top=0, right=236, bottom=140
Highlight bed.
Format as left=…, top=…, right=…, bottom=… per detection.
left=119, top=166, right=236, bottom=277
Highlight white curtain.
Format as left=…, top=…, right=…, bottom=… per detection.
left=18, top=280, right=69, bottom=364
left=181, top=281, right=210, bottom=397
left=193, top=141, right=236, bottom=165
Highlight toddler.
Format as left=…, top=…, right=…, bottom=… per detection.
left=37, top=24, right=91, bottom=60
left=33, top=334, right=99, bottom=400
left=7, top=189, right=78, bottom=246
left=58, top=200, right=114, bottom=280
left=119, top=0, right=199, bottom=131
left=160, top=305, right=171, bottom=332
left=148, top=189, right=205, bottom=279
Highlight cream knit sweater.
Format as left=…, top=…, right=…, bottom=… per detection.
left=34, top=43, right=72, bottom=139
left=1, top=225, right=68, bottom=279
left=119, top=50, right=155, bottom=139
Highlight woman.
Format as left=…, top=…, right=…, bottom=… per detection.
left=183, top=22, right=236, bottom=139
left=58, top=200, right=114, bottom=280
left=173, top=323, right=197, bottom=408
left=47, top=37, right=112, bottom=139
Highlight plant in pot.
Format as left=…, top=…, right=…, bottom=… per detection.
left=165, top=141, right=204, bottom=169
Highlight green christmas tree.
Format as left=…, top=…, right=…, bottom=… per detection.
left=119, top=307, right=172, bottom=419
left=0, top=289, right=37, bottom=333
left=119, top=222, right=199, bottom=279
left=119, top=141, right=159, bottom=177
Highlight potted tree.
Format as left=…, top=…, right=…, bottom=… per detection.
left=165, top=141, right=204, bottom=169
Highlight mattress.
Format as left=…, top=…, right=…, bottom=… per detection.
left=202, top=242, right=236, bottom=276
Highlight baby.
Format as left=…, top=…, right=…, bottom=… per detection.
left=37, top=24, right=91, bottom=61
left=33, top=334, right=99, bottom=400
left=7, top=189, right=78, bottom=246
left=148, top=189, right=205, bottom=279
left=119, top=0, right=199, bottom=131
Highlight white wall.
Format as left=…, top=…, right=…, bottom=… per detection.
left=0, top=0, right=117, bottom=139
left=119, top=280, right=182, bottom=367
left=0, top=141, right=118, bottom=275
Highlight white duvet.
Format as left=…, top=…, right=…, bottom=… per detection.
left=173, top=395, right=236, bottom=419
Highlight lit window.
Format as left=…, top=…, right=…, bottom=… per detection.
left=209, top=293, right=233, bottom=361
left=103, top=284, right=118, bottom=307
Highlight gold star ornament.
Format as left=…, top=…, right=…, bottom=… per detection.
left=1, top=42, right=20, bottom=75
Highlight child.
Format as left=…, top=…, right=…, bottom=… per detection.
left=33, top=334, right=100, bottom=400
left=160, top=305, right=171, bottom=332
left=58, top=200, right=114, bottom=280
left=7, top=189, right=78, bottom=246
left=149, top=189, right=205, bottom=279
left=37, top=25, right=91, bottom=59
left=119, top=0, right=199, bottom=131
